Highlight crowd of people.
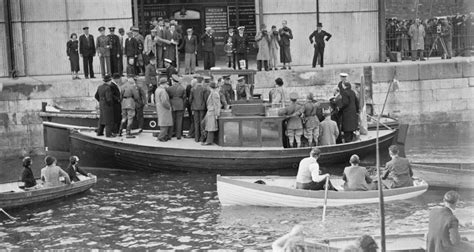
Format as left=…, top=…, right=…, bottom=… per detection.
left=385, top=13, right=473, bottom=60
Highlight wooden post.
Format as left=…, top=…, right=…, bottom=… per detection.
left=3, top=0, right=14, bottom=77
left=378, top=0, right=386, bottom=62
left=133, top=0, right=139, bottom=28
left=258, top=0, right=264, bottom=29
left=316, top=0, right=320, bottom=24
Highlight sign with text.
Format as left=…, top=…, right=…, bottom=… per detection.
left=228, top=5, right=256, bottom=42
left=205, top=7, right=228, bottom=45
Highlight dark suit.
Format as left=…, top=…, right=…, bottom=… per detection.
left=201, top=32, right=215, bottom=70
left=185, top=83, right=195, bottom=137
left=309, top=30, right=332, bottom=67
left=233, top=33, right=249, bottom=69
left=340, top=87, right=359, bottom=142
left=95, top=83, right=114, bottom=136
left=64, top=164, right=88, bottom=182
left=164, top=30, right=181, bottom=64
left=124, top=37, right=139, bottom=76
left=167, top=83, right=186, bottom=138
left=145, top=63, right=157, bottom=102
left=190, top=84, right=207, bottom=142
left=165, top=65, right=178, bottom=86
left=156, top=28, right=166, bottom=68
left=110, top=81, right=122, bottom=133
left=79, top=34, right=95, bottom=78
left=108, top=34, right=121, bottom=74
left=426, top=207, right=473, bottom=252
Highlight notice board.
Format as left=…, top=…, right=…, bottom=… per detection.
left=205, top=7, right=228, bottom=45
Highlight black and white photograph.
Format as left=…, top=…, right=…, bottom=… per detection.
left=0, top=0, right=473, bottom=250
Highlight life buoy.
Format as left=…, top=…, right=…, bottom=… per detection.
left=149, top=120, right=157, bottom=128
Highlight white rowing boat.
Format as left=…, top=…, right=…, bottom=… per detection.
left=217, top=175, right=428, bottom=207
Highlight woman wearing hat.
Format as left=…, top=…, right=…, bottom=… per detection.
left=67, top=33, right=81, bottom=80
left=20, top=157, right=37, bottom=189
left=41, top=156, right=71, bottom=187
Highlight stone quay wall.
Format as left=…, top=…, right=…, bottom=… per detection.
left=0, top=58, right=473, bottom=159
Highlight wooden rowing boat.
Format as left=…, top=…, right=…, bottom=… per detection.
left=66, top=124, right=405, bottom=172
left=216, top=175, right=428, bottom=207
left=411, top=163, right=474, bottom=189
left=0, top=175, right=97, bottom=209
left=300, top=230, right=474, bottom=252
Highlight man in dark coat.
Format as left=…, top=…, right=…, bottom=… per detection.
left=79, top=27, right=96, bottom=79
left=427, top=191, right=474, bottom=252
left=201, top=27, right=216, bottom=70
left=233, top=26, right=249, bottom=69
left=167, top=75, right=186, bottom=139
left=339, top=81, right=359, bottom=143
left=189, top=77, right=207, bottom=142
left=64, top=156, right=90, bottom=182
left=279, top=20, right=293, bottom=69
left=124, top=31, right=139, bottom=76
left=164, top=58, right=178, bottom=86
left=95, top=75, right=115, bottom=137
left=111, top=73, right=122, bottom=134
left=108, top=27, right=122, bottom=74
left=309, top=23, right=332, bottom=68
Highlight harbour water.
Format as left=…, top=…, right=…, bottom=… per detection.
left=0, top=135, right=473, bottom=249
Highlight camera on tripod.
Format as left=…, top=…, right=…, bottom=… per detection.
left=436, top=24, right=442, bottom=34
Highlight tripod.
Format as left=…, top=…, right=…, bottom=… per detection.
left=428, top=34, right=448, bottom=59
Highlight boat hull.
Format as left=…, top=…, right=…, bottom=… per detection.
left=216, top=176, right=428, bottom=207
left=0, top=176, right=97, bottom=209
left=69, top=128, right=400, bottom=172
left=412, top=163, right=474, bottom=189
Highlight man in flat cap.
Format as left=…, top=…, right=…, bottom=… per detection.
left=124, top=30, right=139, bottom=76
left=201, top=26, right=216, bottom=70
left=181, top=27, right=198, bottom=74
left=108, top=27, right=121, bottom=74
left=95, top=75, right=115, bottom=137
left=155, top=77, right=173, bottom=142
left=166, top=74, right=186, bottom=139
left=96, top=26, right=112, bottom=77
left=427, top=190, right=474, bottom=252
left=79, top=27, right=96, bottom=79
left=278, top=92, right=303, bottom=148
left=233, top=26, right=249, bottom=69
left=309, top=22, right=332, bottom=68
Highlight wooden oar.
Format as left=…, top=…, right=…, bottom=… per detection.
left=322, top=176, right=329, bottom=222
left=0, top=208, right=16, bottom=221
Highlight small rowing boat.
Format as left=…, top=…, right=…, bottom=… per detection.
left=0, top=175, right=97, bottom=209
left=411, top=163, right=474, bottom=189
left=300, top=230, right=474, bottom=252
left=216, top=175, right=428, bottom=207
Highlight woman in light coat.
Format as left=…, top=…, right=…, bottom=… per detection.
left=268, top=25, right=280, bottom=70
left=203, top=81, right=221, bottom=145
left=255, top=24, right=271, bottom=71
left=408, top=18, right=426, bottom=61
left=155, top=77, right=173, bottom=142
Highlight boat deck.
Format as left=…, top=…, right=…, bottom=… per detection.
left=78, top=129, right=392, bottom=151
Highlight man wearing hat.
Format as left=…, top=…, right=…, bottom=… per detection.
left=319, top=108, right=339, bottom=146
left=278, top=92, right=303, bottom=148
left=164, top=24, right=180, bottom=65
left=309, top=22, right=332, bottom=68
left=166, top=74, right=186, bottom=139
left=233, top=26, right=249, bottom=69
left=111, top=73, right=123, bottom=134
left=124, top=30, right=139, bottom=76
left=220, top=75, right=235, bottom=105
left=96, top=26, right=112, bottom=77
left=79, top=27, right=96, bottom=79
left=201, top=26, right=216, bottom=70
left=164, top=58, right=178, bottom=85
left=108, top=27, right=121, bottom=74
left=224, top=27, right=236, bottom=69
left=94, top=75, right=115, bottom=137
left=302, top=92, right=320, bottom=147
left=181, top=27, right=198, bottom=74
left=427, top=190, right=474, bottom=252
left=189, top=76, right=207, bottom=142
left=339, top=79, right=359, bottom=143
left=155, top=77, right=173, bottom=142
left=202, top=81, right=222, bottom=145
left=236, top=76, right=253, bottom=100
left=119, top=78, right=140, bottom=138
left=64, top=156, right=91, bottom=182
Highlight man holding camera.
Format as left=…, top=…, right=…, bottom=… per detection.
left=440, top=18, right=453, bottom=59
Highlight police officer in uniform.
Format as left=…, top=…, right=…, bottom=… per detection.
left=108, top=27, right=121, bottom=74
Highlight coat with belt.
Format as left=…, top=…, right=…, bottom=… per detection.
left=120, top=82, right=140, bottom=110
left=340, top=87, right=359, bottom=132
left=79, top=34, right=96, bottom=56
left=96, top=35, right=111, bottom=57
left=408, top=23, right=425, bottom=50
left=205, top=89, right=221, bottom=131
left=233, top=33, right=249, bottom=54
left=278, top=103, right=303, bottom=130
left=201, top=33, right=215, bottom=52
left=155, top=85, right=173, bottom=127
left=181, top=35, right=198, bottom=54
left=64, top=164, right=88, bottom=182
left=255, top=31, right=271, bottom=60
left=426, top=207, right=462, bottom=252
left=124, top=37, right=139, bottom=57
left=94, top=83, right=114, bottom=125
left=167, top=83, right=186, bottom=111
left=190, top=84, right=207, bottom=111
